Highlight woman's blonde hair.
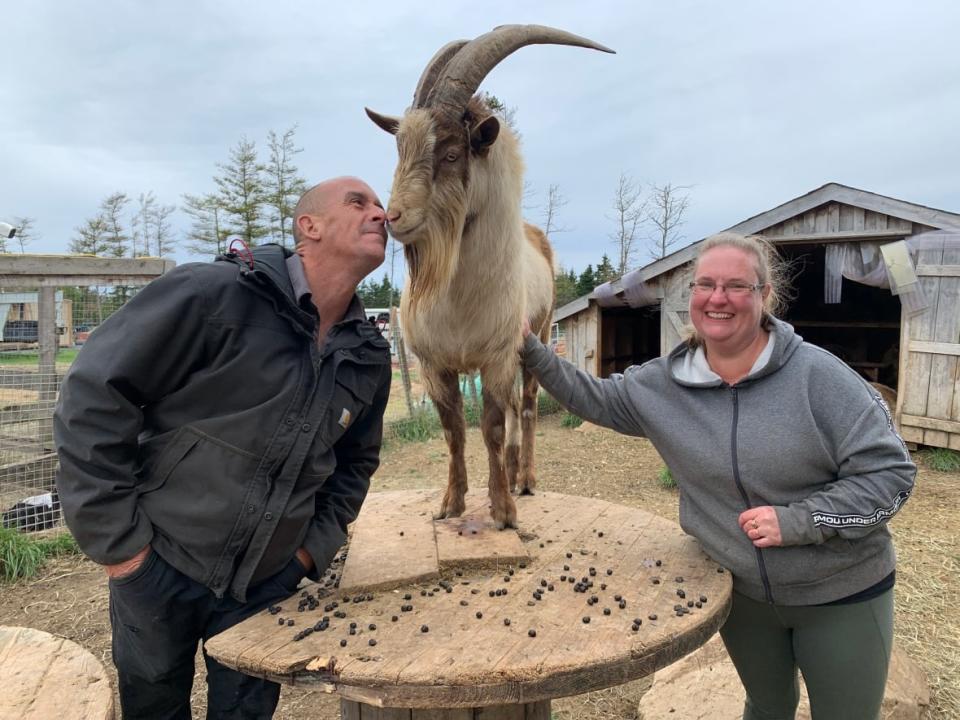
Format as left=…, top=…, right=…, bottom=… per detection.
left=685, top=232, right=792, bottom=347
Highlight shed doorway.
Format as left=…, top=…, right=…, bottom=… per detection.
left=599, top=307, right=661, bottom=378
left=779, top=244, right=901, bottom=389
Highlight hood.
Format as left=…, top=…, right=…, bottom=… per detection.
left=669, top=317, right=804, bottom=388
left=216, top=243, right=317, bottom=337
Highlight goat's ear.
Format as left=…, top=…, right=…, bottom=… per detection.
left=365, top=107, right=400, bottom=135
left=469, top=115, right=500, bottom=155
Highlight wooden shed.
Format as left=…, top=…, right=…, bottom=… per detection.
left=555, top=183, right=960, bottom=450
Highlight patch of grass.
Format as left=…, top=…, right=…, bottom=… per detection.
left=0, top=527, right=79, bottom=583
left=922, top=447, right=960, bottom=472
left=0, top=348, right=79, bottom=365
left=463, top=397, right=482, bottom=428
left=385, top=408, right=441, bottom=446
left=35, top=532, right=81, bottom=558
left=560, top=412, right=583, bottom=429
left=537, top=391, right=562, bottom=417
left=656, top=465, right=677, bottom=490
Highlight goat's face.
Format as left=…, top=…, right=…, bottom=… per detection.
left=369, top=102, right=500, bottom=248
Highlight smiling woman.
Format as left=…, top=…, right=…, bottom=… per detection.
left=521, top=230, right=916, bottom=720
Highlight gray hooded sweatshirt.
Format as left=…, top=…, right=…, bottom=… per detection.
left=523, top=318, right=915, bottom=605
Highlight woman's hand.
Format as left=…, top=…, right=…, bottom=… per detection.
left=738, top=506, right=782, bottom=548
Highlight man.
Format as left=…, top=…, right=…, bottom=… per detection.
left=54, top=177, right=392, bottom=719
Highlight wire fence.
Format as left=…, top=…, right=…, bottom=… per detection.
left=0, top=281, right=542, bottom=537
left=0, top=262, right=158, bottom=538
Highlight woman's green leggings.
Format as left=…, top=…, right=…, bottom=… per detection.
left=719, top=589, right=894, bottom=720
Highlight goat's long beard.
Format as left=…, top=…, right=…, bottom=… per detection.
left=403, top=190, right=466, bottom=314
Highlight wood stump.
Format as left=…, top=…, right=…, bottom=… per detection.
left=0, top=625, right=115, bottom=720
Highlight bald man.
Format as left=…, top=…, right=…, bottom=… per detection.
left=55, top=178, right=392, bottom=719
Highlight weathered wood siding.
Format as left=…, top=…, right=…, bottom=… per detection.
left=660, top=266, right=694, bottom=353
left=761, top=201, right=935, bottom=239
left=898, top=244, right=960, bottom=449
left=558, top=302, right=600, bottom=375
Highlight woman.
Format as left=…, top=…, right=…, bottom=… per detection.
left=522, top=232, right=915, bottom=720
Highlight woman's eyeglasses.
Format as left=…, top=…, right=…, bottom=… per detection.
left=688, top=281, right=763, bottom=296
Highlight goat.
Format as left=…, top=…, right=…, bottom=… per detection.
left=366, top=25, right=613, bottom=529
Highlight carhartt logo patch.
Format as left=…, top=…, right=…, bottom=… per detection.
left=338, top=408, right=352, bottom=428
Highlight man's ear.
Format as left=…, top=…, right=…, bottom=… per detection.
left=296, top=213, right=322, bottom=241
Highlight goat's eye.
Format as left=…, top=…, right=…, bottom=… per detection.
left=445, top=151, right=458, bottom=162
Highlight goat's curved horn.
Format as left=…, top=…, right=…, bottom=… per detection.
left=413, top=39, right=469, bottom=109
left=426, top=24, right=614, bottom=117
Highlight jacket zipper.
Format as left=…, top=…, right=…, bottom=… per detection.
left=729, top=386, right=775, bottom=604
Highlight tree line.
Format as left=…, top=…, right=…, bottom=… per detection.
left=67, top=126, right=308, bottom=260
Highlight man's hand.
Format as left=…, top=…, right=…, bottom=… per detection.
left=295, top=547, right=314, bottom=572
left=105, top=544, right=151, bottom=579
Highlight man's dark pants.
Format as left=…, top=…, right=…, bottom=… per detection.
left=109, top=548, right=306, bottom=719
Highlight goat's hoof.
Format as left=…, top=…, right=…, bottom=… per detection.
left=519, top=487, right=535, bottom=496
left=434, top=507, right=465, bottom=520
left=494, top=518, right=518, bottom=530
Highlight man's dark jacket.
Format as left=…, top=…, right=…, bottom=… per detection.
left=54, top=245, right=391, bottom=601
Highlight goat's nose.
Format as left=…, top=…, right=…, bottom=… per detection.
left=386, top=210, right=401, bottom=224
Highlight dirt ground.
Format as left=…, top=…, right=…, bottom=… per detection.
left=1, top=414, right=957, bottom=719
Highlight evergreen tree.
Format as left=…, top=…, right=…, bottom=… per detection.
left=554, top=266, right=580, bottom=308
left=265, top=126, right=308, bottom=248
left=131, top=192, right=156, bottom=257
left=596, top=253, right=617, bottom=284
left=182, top=192, right=227, bottom=258
left=100, top=192, right=130, bottom=257
left=70, top=216, right=109, bottom=255
left=576, top=264, right=596, bottom=297
left=215, top=136, right=270, bottom=246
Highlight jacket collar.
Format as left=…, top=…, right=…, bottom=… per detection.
left=669, top=317, right=803, bottom=387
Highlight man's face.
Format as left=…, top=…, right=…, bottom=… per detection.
left=315, top=179, right=387, bottom=275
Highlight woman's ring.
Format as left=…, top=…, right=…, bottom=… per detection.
left=751, top=520, right=759, bottom=530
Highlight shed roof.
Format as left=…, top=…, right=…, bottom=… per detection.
left=555, top=182, right=960, bottom=321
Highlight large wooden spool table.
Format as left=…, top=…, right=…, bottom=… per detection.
left=0, top=625, right=115, bottom=719
left=207, top=490, right=732, bottom=718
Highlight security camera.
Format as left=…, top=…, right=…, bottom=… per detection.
left=0, top=222, right=16, bottom=240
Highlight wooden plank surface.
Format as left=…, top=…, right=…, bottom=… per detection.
left=339, top=490, right=440, bottom=591
left=206, top=491, right=731, bottom=709
left=0, top=625, right=114, bottom=720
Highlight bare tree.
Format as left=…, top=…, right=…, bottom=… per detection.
left=609, top=173, right=645, bottom=275
left=542, top=184, right=569, bottom=237
left=9, top=217, right=37, bottom=253
left=265, top=126, right=308, bottom=248
left=647, top=182, right=691, bottom=259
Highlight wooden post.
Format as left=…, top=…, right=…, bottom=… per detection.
left=392, top=307, right=415, bottom=416
left=37, top=287, right=57, bottom=449
left=339, top=700, right=551, bottom=719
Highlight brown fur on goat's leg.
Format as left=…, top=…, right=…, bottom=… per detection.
left=517, top=366, right=539, bottom=495
left=427, top=368, right=469, bottom=520
left=504, top=381, right=522, bottom=494
left=481, top=386, right=518, bottom=529
left=518, top=313, right=552, bottom=495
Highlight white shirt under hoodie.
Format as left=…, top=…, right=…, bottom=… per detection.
left=523, top=318, right=915, bottom=605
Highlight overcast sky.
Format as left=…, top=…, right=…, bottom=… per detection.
left=3, top=0, right=959, bottom=281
